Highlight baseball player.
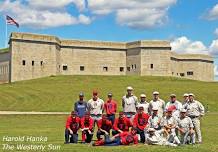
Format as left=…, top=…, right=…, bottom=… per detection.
left=148, top=107, right=163, bottom=130
left=104, top=93, right=117, bottom=125
left=96, top=114, right=113, bottom=141
left=93, top=127, right=138, bottom=146
left=165, top=94, right=182, bottom=119
left=149, top=91, right=165, bottom=117
left=87, top=90, right=104, bottom=126
left=146, top=128, right=178, bottom=147
left=163, top=108, right=180, bottom=145
left=122, top=86, right=138, bottom=121
left=74, top=92, right=88, bottom=118
left=137, top=94, right=149, bottom=114
left=177, top=109, right=195, bottom=144
left=186, top=93, right=205, bottom=144
left=112, top=111, right=132, bottom=135
left=133, top=106, right=150, bottom=143
left=80, top=112, right=94, bottom=143
left=64, top=111, right=80, bottom=144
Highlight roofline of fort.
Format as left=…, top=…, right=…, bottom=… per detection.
left=9, top=32, right=213, bottom=62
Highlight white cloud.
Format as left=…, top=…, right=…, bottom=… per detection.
left=171, top=36, right=208, bottom=54
left=87, top=0, right=177, bottom=29
left=0, top=0, right=90, bottom=29
left=205, top=4, right=218, bottom=20
left=209, top=39, right=218, bottom=56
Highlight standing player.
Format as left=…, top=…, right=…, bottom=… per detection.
left=74, top=92, right=88, bottom=118
left=104, top=93, right=117, bottom=125
left=112, top=111, right=132, bottom=135
left=64, top=111, right=80, bottom=144
left=96, top=114, right=113, bottom=140
left=80, top=112, right=94, bottom=143
left=122, top=86, right=138, bottom=121
left=149, top=91, right=165, bottom=117
left=133, top=107, right=150, bottom=143
left=137, top=94, right=149, bottom=114
left=186, top=93, right=204, bottom=144
left=165, top=94, right=182, bottom=119
left=87, top=90, right=104, bottom=126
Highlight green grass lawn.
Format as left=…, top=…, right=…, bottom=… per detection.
left=0, top=114, right=217, bottom=152
left=0, top=75, right=218, bottom=112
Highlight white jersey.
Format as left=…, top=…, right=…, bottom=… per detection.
left=122, top=95, right=138, bottom=113
left=177, top=116, right=194, bottom=132
left=165, top=100, right=182, bottom=119
left=149, top=99, right=165, bottom=117
left=148, top=115, right=163, bottom=130
left=137, top=101, right=149, bottom=114
left=87, top=98, right=104, bottom=115
left=186, top=100, right=205, bottom=117
left=147, top=130, right=167, bottom=145
left=163, top=116, right=177, bottom=127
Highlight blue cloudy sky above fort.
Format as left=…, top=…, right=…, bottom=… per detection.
left=0, top=0, right=218, bottom=79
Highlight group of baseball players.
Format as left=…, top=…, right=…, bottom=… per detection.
left=64, top=86, right=205, bottom=147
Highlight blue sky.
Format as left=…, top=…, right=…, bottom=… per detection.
left=0, top=0, right=218, bottom=79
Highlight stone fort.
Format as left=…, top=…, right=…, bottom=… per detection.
left=0, top=32, right=214, bottom=83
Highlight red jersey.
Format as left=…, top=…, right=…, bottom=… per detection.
left=65, top=116, right=80, bottom=133
left=104, top=100, right=117, bottom=115
left=80, top=117, right=94, bottom=131
left=119, top=132, right=138, bottom=145
left=133, top=113, right=150, bottom=130
left=113, top=117, right=132, bottom=131
left=97, top=119, right=112, bottom=132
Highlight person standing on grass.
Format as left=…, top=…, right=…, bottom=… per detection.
left=64, top=111, right=80, bottom=144
left=137, top=94, right=149, bottom=114
left=165, top=94, right=182, bottom=119
left=104, top=93, right=117, bottom=125
left=182, top=93, right=189, bottom=109
left=80, top=112, right=94, bottom=143
left=96, top=114, right=113, bottom=141
left=112, top=111, right=132, bottom=135
left=122, top=86, right=138, bottom=121
left=87, top=90, right=104, bottom=127
left=149, top=91, right=165, bottom=117
left=186, top=93, right=204, bottom=144
left=74, top=92, right=88, bottom=118
left=133, top=107, right=150, bottom=143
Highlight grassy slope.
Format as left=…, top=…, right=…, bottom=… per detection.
left=0, top=75, right=217, bottom=112
left=0, top=48, right=9, bottom=53
left=0, top=114, right=217, bottom=152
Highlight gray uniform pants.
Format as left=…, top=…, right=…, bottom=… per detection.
left=191, top=117, right=202, bottom=143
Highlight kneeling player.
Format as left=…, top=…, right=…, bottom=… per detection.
left=93, top=127, right=138, bottom=146
left=80, top=112, right=94, bottom=143
left=96, top=114, right=112, bottom=140
left=112, top=111, right=132, bottom=135
left=65, top=111, right=80, bottom=144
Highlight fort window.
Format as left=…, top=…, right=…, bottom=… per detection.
left=22, top=60, right=26, bottom=66
left=180, top=73, right=185, bottom=77
left=127, top=67, right=130, bottom=71
left=132, top=65, right=134, bottom=69
left=150, top=64, right=153, bottom=69
left=120, top=67, right=124, bottom=72
left=172, top=72, right=174, bottom=75
left=32, top=61, right=34, bottom=66
left=80, top=66, right=85, bottom=71
left=134, top=64, right=137, bottom=69
left=103, top=67, right=108, bottom=72
left=187, top=71, right=194, bottom=76
left=63, top=65, right=68, bottom=71
left=40, top=61, right=43, bottom=66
